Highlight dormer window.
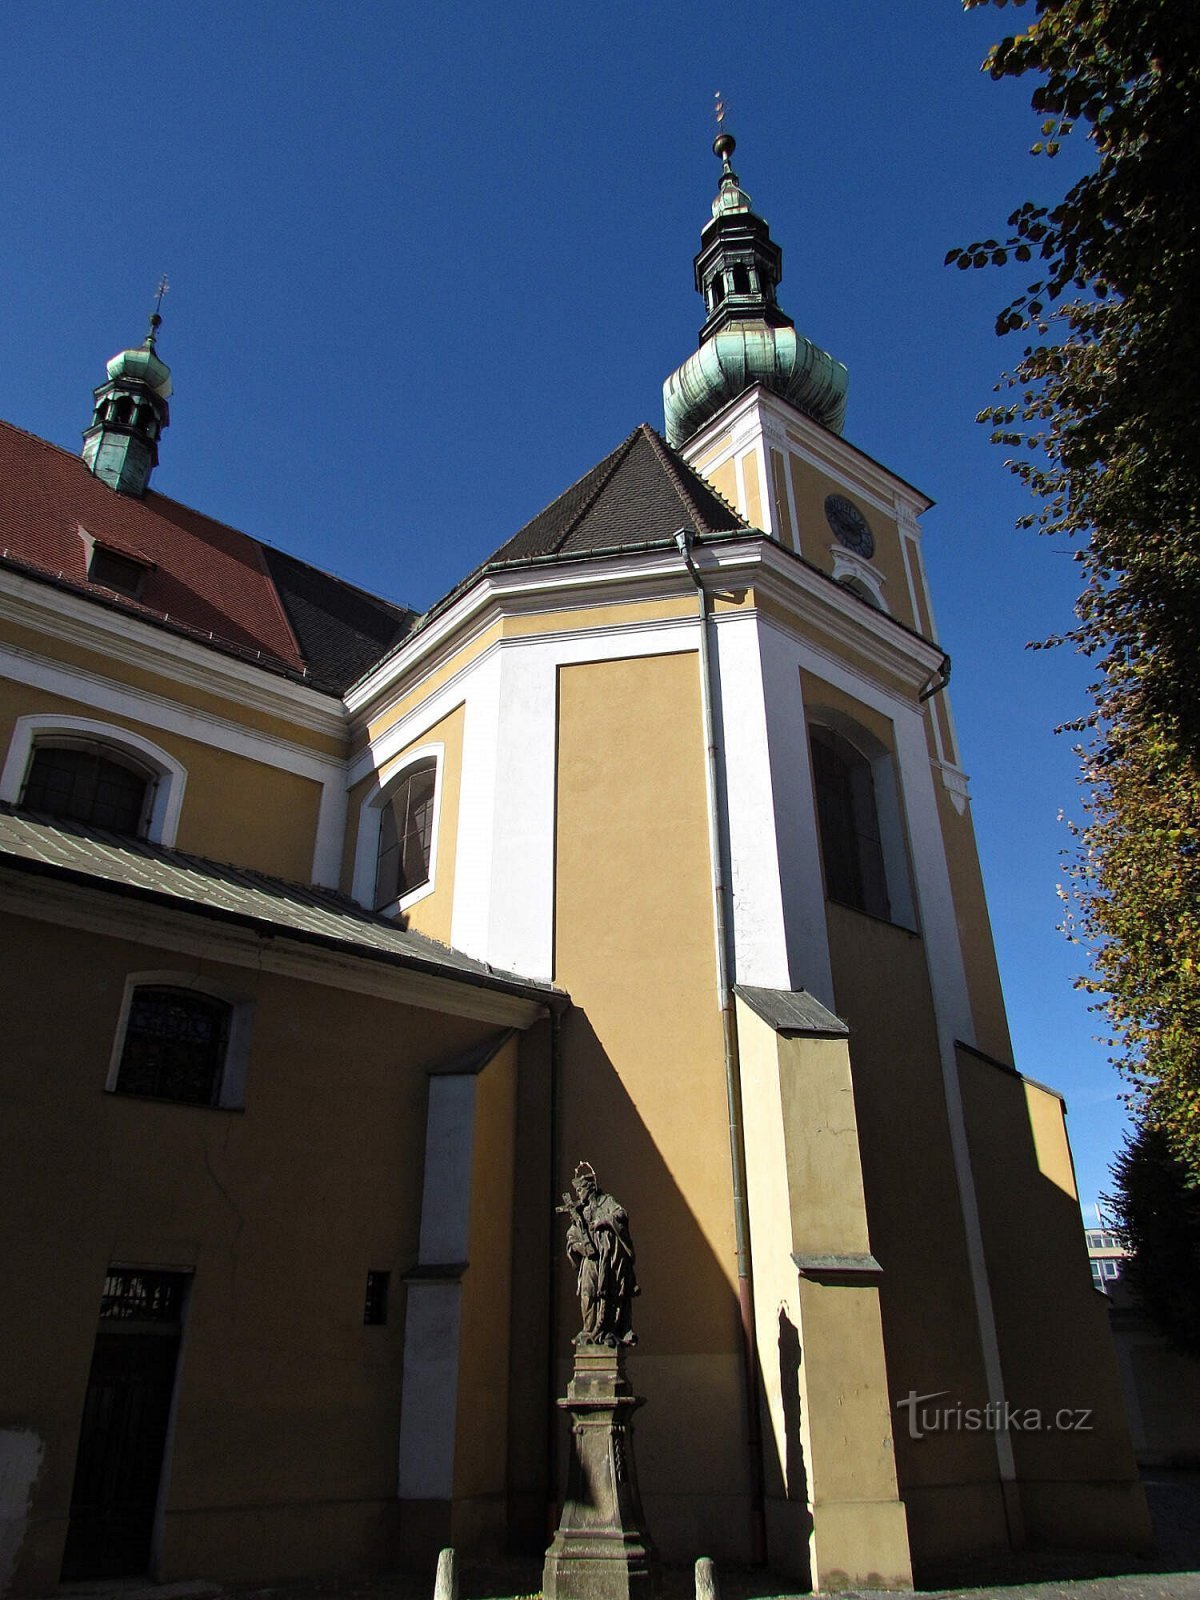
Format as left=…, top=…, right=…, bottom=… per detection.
left=88, top=544, right=151, bottom=599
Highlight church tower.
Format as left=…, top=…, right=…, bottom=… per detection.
left=81, top=307, right=172, bottom=497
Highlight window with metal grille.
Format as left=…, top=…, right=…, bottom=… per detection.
left=810, top=725, right=890, bottom=921
left=100, top=1269, right=187, bottom=1324
left=21, top=742, right=153, bottom=836
left=115, top=987, right=232, bottom=1106
left=364, top=1271, right=390, bottom=1325
left=374, top=760, right=436, bottom=910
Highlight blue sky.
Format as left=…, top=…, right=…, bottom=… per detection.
left=0, top=2, right=1125, bottom=1211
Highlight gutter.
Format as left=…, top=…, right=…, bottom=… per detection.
left=674, top=526, right=767, bottom=1563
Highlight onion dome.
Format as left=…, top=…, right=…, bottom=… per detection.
left=663, top=132, right=848, bottom=448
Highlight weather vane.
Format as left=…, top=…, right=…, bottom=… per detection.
left=153, top=275, right=170, bottom=314
left=714, top=91, right=726, bottom=128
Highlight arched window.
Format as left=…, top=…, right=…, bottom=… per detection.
left=374, top=758, right=437, bottom=911
left=731, top=264, right=751, bottom=294
left=809, top=724, right=891, bottom=920
left=711, top=276, right=726, bottom=306
left=21, top=740, right=155, bottom=836
left=114, top=985, right=233, bottom=1106
left=2, top=717, right=187, bottom=845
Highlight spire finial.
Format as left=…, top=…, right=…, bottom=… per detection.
left=145, top=275, right=169, bottom=349
left=713, top=91, right=736, bottom=166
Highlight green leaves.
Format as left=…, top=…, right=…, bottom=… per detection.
left=962, top=0, right=1200, bottom=1183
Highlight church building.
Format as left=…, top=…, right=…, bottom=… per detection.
left=0, top=134, right=1150, bottom=1595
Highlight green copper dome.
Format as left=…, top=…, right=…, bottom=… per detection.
left=662, top=132, right=848, bottom=448
left=664, top=322, right=847, bottom=447
left=106, top=342, right=172, bottom=399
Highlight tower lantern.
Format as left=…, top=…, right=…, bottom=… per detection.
left=82, top=293, right=172, bottom=498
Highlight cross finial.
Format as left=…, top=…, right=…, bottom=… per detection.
left=712, top=91, right=736, bottom=165
left=145, top=275, right=169, bottom=349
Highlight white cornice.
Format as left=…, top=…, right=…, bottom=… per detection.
left=0, top=869, right=550, bottom=1029
left=0, top=567, right=347, bottom=740
left=682, top=385, right=934, bottom=522
left=345, top=546, right=695, bottom=718
left=349, top=535, right=944, bottom=733
left=0, top=635, right=346, bottom=781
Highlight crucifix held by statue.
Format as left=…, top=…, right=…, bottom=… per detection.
left=557, top=1160, right=639, bottom=1347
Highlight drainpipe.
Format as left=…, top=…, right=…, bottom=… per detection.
left=674, top=527, right=766, bottom=1565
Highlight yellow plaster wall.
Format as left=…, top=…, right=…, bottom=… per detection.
left=785, top=454, right=917, bottom=632
left=824, top=904, right=1007, bottom=1559
left=736, top=1000, right=912, bottom=1589
left=706, top=457, right=738, bottom=511
left=769, top=448, right=795, bottom=550
left=0, top=912, right=508, bottom=1591
left=936, top=786, right=1013, bottom=1063
left=554, top=651, right=754, bottom=1558
left=958, top=1054, right=1152, bottom=1550
left=741, top=448, right=763, bottom=529
left=0, top=676, right=322, bottom=881
left=358, top=599, right=700, bottom=752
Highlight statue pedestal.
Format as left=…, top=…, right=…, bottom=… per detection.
left=543, top=1346, right=659, bottom=1600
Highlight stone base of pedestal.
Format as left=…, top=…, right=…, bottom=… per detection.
left=543, top=1346, right=659, bottom=1600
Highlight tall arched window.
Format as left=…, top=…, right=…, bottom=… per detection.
left=374, top=759, right=437, bottom=911
left=809, top=724, right=890, bottom=921
left=21, top=740, right=155, bottom=837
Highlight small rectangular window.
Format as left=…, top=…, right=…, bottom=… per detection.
left=89, top=546, right=151, bottom=599
left=364, top=1270, right=390, bottom=1325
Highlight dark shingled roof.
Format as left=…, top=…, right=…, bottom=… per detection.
left=259, top=545, right=414, bottom=691
left=0, top=803, right=559, bottom=1006
left=482, top=423, right=749, bottom=565
left=0, top=419, right=414, bottom=693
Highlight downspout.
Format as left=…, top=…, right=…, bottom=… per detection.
left=675, top=527, right=767, bottom=1565
left=546, top=1002, right=563, bottom=1538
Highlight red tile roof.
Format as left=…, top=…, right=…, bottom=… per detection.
left=0, top=420, right=413, bottom=687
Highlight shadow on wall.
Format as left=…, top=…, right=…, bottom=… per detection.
left=549, top=1006, right=760, bottom=1565
left=776, top=1306, right=813, bottom=1585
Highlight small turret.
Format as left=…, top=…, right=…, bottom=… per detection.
left=82, top=294, right=172, bottom=497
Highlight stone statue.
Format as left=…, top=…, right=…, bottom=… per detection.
left=557, top=1161, right=639, bottom=1346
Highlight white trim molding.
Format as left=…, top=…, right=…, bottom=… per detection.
left=1, top=713, right=188, bottom=846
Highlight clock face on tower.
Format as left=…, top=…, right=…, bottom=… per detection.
left=824, top=494, right=875, bottom=559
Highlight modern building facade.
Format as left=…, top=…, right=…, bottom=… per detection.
left=0, top=136, right=1151, bottom=1595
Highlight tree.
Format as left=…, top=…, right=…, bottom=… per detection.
left=950, top=0, right=1200, bottom=1179
left=1106, top=1122, right=1200, bottom=1357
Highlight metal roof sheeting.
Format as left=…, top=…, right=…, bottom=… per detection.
left=0, top=804, right=559, bottom=1006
